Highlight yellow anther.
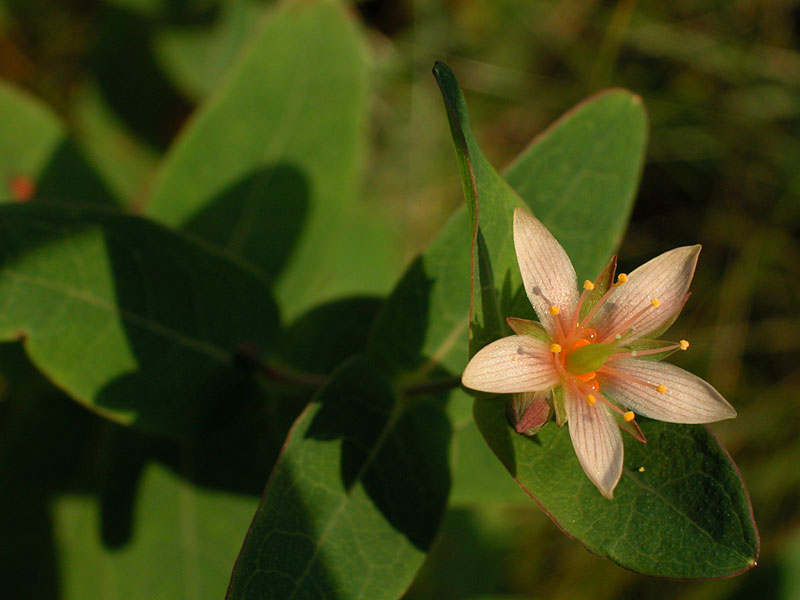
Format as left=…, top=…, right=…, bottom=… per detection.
left=624, top=411, right=635, bottom=422
left=549, top=305, right=560, bottom=315
left=656, top=384, right=667, bottom=394
left=550, top=343, right=562, bottom=353
left=616, top=273, right=628, bottom=284
left=638, top=466, right=645, bottom=473
left=650, top=298, right=661, bottom=308
left=679, top=340, right=690, bottom=350
left=583, top=280, right=595, bottom=291
left=586, top=394, right=596, bottom=405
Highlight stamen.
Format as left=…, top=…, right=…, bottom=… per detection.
left=597, top=299, right=663, bottom=345
left=583, top=280, right=595, bottom=290
left=577, top=284, right=619, bottom=331
left=680, top=340, right=690, bottom=350
left=573, top=381, right=625, bottom=417
left=549, top=305, right=560, bottom=315
left=623, top=411, right=635, bottom=422
left=616, top=273, right=628, bottom=284
left=601, top=365, right=670, bottom=395
left=607, top=341, right=684, bottom=361
left=550, top=343, right=562, bottom=353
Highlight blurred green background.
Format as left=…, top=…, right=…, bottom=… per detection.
left=0, top=0, right=797, bottom=598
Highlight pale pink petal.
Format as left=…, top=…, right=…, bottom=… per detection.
left=461, top=335, right=559, bottom=393
left=591, top=245, right=700, bottom=343
left=564, top=384, right=624, bottom=499
left=600, top=358, right=737, bottom=424
left=513, top=207, right=579, bottom=337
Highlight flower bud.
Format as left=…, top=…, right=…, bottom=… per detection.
left=506, top=391, right=552, bottom=436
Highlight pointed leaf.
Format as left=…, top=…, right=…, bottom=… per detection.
left=227, top=355, right=451, bottom=599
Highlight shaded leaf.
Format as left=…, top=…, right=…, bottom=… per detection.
left=0, top=202, right=277, bottom=436
left=227, top=355, right=451, bottom=600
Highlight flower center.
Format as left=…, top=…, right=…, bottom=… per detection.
left=565, top=338, right=616, bottom=377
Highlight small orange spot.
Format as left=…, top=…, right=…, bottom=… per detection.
left=624, top=411, right=635, bottom=422
left=8, top=175, right=35, bottom=202
left=588, top=379, right=600, bottom=392
left=571, top=338, right=591, bottom=351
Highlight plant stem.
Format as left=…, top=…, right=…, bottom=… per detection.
left=237, top=343, right=463, bottom=396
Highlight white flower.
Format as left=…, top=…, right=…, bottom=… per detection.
left=462, top=207, right=736, bottom=498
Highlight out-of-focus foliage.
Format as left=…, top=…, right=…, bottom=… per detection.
left=0, top=0, right=795, bottom=598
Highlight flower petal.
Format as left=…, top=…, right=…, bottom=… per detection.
left=600, top=358, right=737, bottom=424
left=513, top=207, right=579, bottom=337
left=591, top=245, right=700, bottom=343
left=461, top=335, right=559, bottom=393
left=565, top=384, right=624, bottom=499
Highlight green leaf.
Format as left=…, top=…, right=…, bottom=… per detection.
left=147, top=0, right=398, bottom=319
left=0, top=202, right=278, bottom=435
left=505, top=89, right=647, bottom=281
left=474, top=399, right=759, bottom=578
left=0, top=81, right=117, bottom=206
left=227, top=355, right=451, bottom=599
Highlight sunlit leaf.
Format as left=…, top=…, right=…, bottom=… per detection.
left=147, top=0, right=398, bottom=319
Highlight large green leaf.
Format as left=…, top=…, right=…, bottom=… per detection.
left=147, top=0, right=398, bottom=319
left=0, top=81, right=117, bottom=206
left=434, top=61, right=757, bottom=577
left=227, top=355, right=451, bottom=599
left=0, top=202, right=277, bottom=435
left=475, top=401, right=758, bottom=578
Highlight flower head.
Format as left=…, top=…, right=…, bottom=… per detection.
left=462, top=207, right=736, bottom=499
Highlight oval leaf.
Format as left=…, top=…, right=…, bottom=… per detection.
left=475, top=398, right=758, bottom=578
